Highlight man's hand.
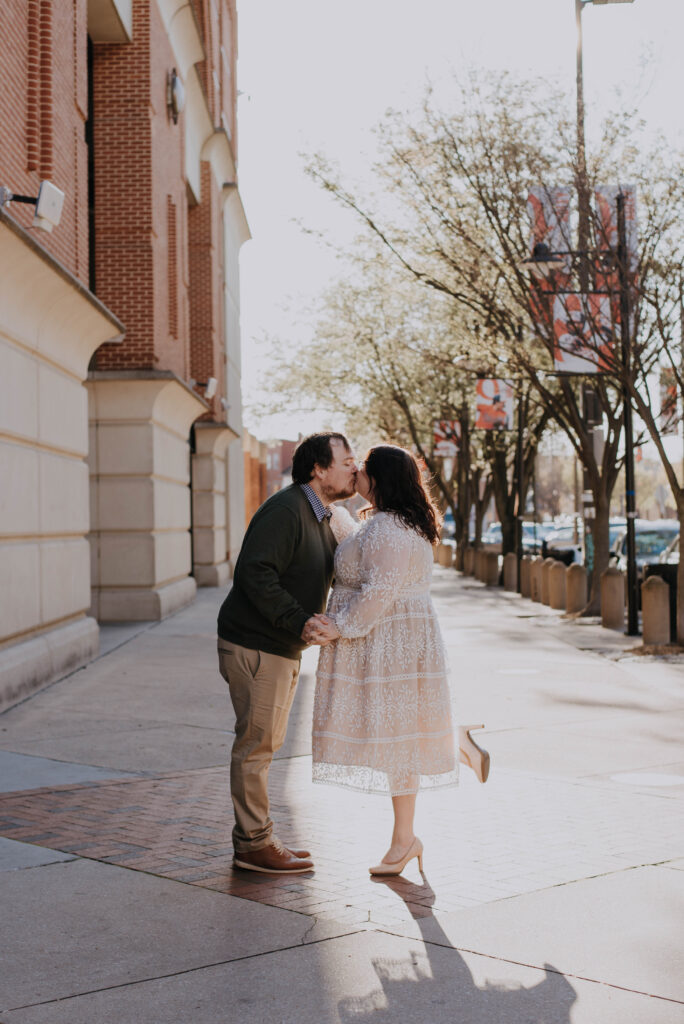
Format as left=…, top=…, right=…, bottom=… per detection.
left=301, top=614, right=340, bottom=646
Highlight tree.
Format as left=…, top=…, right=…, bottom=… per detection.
left=306, top=73, right=677, bottom=612
left=264, top=257, right=547, bottom=558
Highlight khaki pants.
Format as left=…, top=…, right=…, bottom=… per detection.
left=217, top=639, right=300, bottom=853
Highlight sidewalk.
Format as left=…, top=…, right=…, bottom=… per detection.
left=1, top=570, right=683, bottom=1022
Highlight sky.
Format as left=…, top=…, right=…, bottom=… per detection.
left=235, top=0, right=684, bottom=440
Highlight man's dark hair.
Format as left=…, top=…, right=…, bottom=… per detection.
left=291, top=432, right=350, bottom=485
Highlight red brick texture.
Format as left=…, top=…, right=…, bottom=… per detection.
left=0, top=0, right=89, bottom=281
left=2, top=0, right=239, bottom=415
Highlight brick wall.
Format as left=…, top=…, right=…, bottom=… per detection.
left=91, top=0, right=238, bottom=390
left=90, top=0, right=188, bottom=377
left=1, top=0, right=240, bottom=399
left=0, top=0, right=89, bottom=282
left=188, top=162, right=224, bottom=418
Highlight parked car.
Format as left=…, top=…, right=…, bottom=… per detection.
left=658, top=534, right=679, bottom=565
left=441, top=509, right=456, bottom=540
left=481, top=522, right=502, bottom=551
left=609, top=520, right=679, bottom=577
left=542, top=523, right=584, bottom=565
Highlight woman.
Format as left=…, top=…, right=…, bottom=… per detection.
left=312, top=444, right=489, bottom=876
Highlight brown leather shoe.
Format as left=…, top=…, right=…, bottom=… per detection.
left=287, top=847, right=311, bottom=859
left=233, top=839, right=314, bottom=874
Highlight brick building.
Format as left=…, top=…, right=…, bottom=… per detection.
left=265, top=438, right=299, bottom=496
left=0, top=0, right=249, bottom=707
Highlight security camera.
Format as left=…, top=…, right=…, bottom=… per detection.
left=33, top=181, right=65, bottom=232
left=204, top=377, right=217, bottom=399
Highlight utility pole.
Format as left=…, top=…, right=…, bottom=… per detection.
left=617, top=192, right=639, bottom=635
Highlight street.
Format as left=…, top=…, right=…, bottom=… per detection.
left=1, top=569, right=683, bottom=1023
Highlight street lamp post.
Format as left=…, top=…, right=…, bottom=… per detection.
left=574, top=0, right=636, bottom=624
left=520, top=194, right=639, bottom=635
left=617, top=191, right=639, bottom=635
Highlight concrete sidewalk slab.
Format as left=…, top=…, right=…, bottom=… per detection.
left=0, top=837, right=75, bottom=871
left=1, top=858, right=357, bottom=1012
left=0, top=721, right=237, bottom=773
left=1, top=572, right=682, bottom=1022
left=0, top=750, right=138, bottom=792
left=3, top=927, right=681, bottom=1024
left=385, top=866, right=684, bottom=1003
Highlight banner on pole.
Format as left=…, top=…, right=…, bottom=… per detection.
left=527, top=186, right=571, bottom=256
left=552, top=293, right=613, bottom=373
left=594, top=184, right=637, bottom=272
left=433, top=420, right=461, bottom=456
left=660, top=366, right=679, bottom=435
left=475, top=379, right=514, bottom=430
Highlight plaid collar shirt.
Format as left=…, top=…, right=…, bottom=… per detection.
left=300, top=483, right=332, bottom=523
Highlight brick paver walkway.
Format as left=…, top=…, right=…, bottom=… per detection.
left=2, top=753, right=682, bottom=928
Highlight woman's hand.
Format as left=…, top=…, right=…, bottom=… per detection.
left=308, top=613, right=340, bottom=645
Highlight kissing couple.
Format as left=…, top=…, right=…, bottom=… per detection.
left=217, top=432, right=489, bottom=876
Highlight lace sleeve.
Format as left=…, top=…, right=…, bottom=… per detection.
left=332, top=515, right=415, bottom=639
left=329, top=505, right=358, bottom=543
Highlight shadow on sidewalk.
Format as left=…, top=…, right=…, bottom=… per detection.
left=337, top=875, right=577, bottom=1024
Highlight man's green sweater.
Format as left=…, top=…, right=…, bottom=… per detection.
left=217, top=485, right=337, bottom=660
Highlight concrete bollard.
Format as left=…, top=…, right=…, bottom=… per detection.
left=601, top=567, right=625, bottom=631
left=520, top=556, right=532, bottom=598
left=436, top=543, right=453, bottom=567
left=485, top=550, right=500, bottom=587
left=464, top=546, right=475, bottom=576
left=549, top=561, right=566, bottom=610
left=530, top=556, right=544, bottom=602
left=641, top=575, right=671, bottom=646
left=541, top=557, right=556, bottom=605
left=565, top=563, right=587, bottom=614
left=503, top=552, right=517, bottom=592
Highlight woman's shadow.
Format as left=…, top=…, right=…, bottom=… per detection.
left=339, top=873, right=577, bottom=1024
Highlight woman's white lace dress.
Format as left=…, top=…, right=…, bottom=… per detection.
left=312, top=507, right=458, bottom=797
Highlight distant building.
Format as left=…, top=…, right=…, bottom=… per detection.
left=265, top=438, right=299, bottom=495
left=0, top=0, right=249, bottom=709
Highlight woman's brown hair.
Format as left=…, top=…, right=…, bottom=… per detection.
left=362, top=445, right=442, bottom=545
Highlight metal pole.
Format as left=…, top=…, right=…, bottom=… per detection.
left=515, top=387, right=525, bottom=592
left=617, top=192, right=639, bottom=635
left=575, top=0, right=589, bottom=292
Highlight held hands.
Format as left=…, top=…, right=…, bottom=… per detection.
left=301, top=613, right=341, bottom=647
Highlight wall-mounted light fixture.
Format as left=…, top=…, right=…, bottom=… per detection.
left=0, top=181, right=65, bottom=232
left=167, top=68, right=185, bottom=125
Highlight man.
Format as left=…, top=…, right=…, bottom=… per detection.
left=217, top=432, right=357, bottom=874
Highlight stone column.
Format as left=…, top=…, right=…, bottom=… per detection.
left=0, top=214, right=123, bottom=710
left=503, top=552, right=517, bottom=591
left=601, top=567, right=625, bottom=631
left=641, top=576, right=671, bottom=646
left=530, top=556, right=544, bottom=602
left=87, top=372, right=208, bottom=621
left=485, top=551, right=499, bottom=587
left=436, top=543, right=454, bottom=567
left=541, top=557, right=556, bottom=605
left=549, top=562, right=566, bottom=610
left=192, top=422, right=238, bottom=586
left=566, top=564, right=587, bottom=614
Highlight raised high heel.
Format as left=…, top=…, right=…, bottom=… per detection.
left=369, top=837, right=424, bottom=876
left=459, top=724, right=490, bottom=783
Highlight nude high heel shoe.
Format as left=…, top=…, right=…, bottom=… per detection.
left=459, top=724, right=490, bottom=783
left=369, top=837, right=424, bottom=876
